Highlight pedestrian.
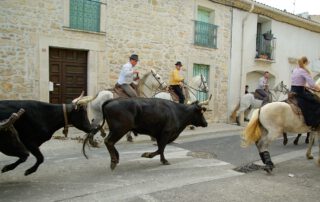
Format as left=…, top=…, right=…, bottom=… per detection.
left=169, top=61, right=185, bottom=104
left=116, top=54, right=139, bottom=97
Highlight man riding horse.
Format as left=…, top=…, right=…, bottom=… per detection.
left=115, top=54, right=140, bottom=97
left=255, top=71, right=270, bottom=106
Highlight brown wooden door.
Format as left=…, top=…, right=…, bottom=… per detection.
left=49, top=48, right=88, bottom=104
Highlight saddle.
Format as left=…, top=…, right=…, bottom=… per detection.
left=167, top=86, right=190, bottom=103
left=284, top=92, right=302, bottom=116
left=112, top=83, right=139, bottom=98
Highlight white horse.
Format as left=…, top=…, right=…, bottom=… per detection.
left=153, top=74, right=209, bottom=104
left=89, top=69, right=167, bottom=141
left=231, top=81, right=289, bottom=126
left=242, top=102, right=320, bottom=173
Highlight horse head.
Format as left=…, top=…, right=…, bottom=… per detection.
left=189, top=74, right=209, bottom=93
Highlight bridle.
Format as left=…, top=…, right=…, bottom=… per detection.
left=150, top=70, right=166, bottom=90
left=184, top=74, right=208, bottom=93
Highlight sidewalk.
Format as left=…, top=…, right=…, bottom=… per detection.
left=53, top=122, right=244, bottom=144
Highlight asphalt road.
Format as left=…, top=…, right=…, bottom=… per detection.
left=0, top=131, right=319, bottom=202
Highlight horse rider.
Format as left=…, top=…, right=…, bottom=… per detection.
left=255, top=71, right=270, bottom=105
left=291, top=56, right=320, bottom=129
left=169, top=61, right=185, bottom=104
left=116, top=54, right=139, bottom=97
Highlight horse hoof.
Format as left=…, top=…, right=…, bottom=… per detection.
left=293, top=141, right=298, bottom=145
left=306, top=155, right=314, bottom=160
left=244, top=118, right=250, bottom=122
left=263, top=166, right=273, bottom=174
left=236, top=116, right=240, bottom=126
left=110, top=162, right=117, bottom=170
left=283, top=140, right=288, bottom=146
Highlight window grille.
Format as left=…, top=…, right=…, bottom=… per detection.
left=70, top=0, right=100, bottom=32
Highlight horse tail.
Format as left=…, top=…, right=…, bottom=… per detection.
left=241, top=108, right=261, bottom=147
left=230, top=103, right=240, bottom=122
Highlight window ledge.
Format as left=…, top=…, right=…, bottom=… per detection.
left=63, top=27, right=106, bottom=35
left=255, top=58, right=275, bottom=63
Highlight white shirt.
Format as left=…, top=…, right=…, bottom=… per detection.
left=117, top=62, right=134, bottom=85
left=257, top=76, right=268, bottom=90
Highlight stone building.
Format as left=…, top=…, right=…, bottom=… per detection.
left=1, top=0, right=320, bottom=123
left=0, top=0, right=232, bottom=122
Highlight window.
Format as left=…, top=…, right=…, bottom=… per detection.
left=194, top=8, right=218, bottom=48
left=193, top=64, right=209, bottom=102
left=70, top=0, right=101, bottom=32
left=255, top=18, right=276, bottom=61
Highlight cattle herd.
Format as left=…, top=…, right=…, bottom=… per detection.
left=0, top=92, right=209, bottom=175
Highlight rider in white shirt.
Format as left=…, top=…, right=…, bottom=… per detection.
left=117, top=54, right=139, bottom=97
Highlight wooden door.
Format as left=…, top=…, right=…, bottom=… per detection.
left=49, top=48, right=88, bottom=104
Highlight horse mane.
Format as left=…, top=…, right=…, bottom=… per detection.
left=137, top=72, right=152, bottom=93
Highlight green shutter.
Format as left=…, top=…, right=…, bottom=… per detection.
left=193, top=64, right=209, bottom=102
left=195, top=8, right=217, bottom=48
left=70, top=0, right=100, bottom=32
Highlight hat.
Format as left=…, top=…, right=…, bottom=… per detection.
left=175, top=61, right=182, bottom=66
left=129, top=54, right=139, bottom=61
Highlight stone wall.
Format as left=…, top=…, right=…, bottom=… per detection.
left=0, top=0, right=232, bottom=122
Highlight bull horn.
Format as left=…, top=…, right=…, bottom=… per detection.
left=199, top=94, right=212, bottom=106
left=77, top=94, right=98, bottom=105
left=72, top=91, right=85, bottom=104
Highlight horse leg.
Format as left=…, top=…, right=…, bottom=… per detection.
left=293, top=134, right=302, bottom=145
left=256, top=129, right=275, bottom=173
left=283, top=132, right=288, bottom=146
left=306, top=132, right=316, bottom=160
left=104, top=131, right=123, bottom=170
left=305, top=132, right=310, bottom=144
left=236, top=104, right=250, bottom=126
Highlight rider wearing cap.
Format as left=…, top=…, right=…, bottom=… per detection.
left=169, top=61, right=185, bottom=104
left=117, top=54, right=139, bottom=97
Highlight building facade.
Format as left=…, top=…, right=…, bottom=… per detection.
left=1, top=0, right=320, bottom=123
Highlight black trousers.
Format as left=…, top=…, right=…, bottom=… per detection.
left=291, top=86, right=320, bottom=128
left=171, top=85, right=185, bottom=104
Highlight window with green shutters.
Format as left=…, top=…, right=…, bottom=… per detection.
left=193, top=64, right=209, bottom=102
left=194, top=8, right=217, bottom=48
left=70, top=0, right=101, bottom=32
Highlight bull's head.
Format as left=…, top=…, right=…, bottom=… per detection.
left=190, top=101, right=208, bottom=127
left=68, top=91, right=97, bottom=134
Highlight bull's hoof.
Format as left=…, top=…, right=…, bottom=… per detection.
left=1, top=165, right=12, bottom=173
left=189, top=126, right=195, bottom=130
left=126, top=135, right=133, bottom=142
left=24, top=168, right=36, bottom=176
left=110, top=162, right=117, bottom=170
left=293, top=140, right=298, bottom=145
left=305, top=139, right=309, bottom=144
left=141, top=152, right=151, bottom=158
left=244, top=118, right=250, bottom=122
left=161, top=160, right=170, bottom=165
left=100, top=131, right=106, bottom=138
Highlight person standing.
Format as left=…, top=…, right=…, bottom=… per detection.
left=117, top=54, right=139, bottom=97
left=169, top=61, right=185, bottom=104
left=255, top=71, right=270, bottom=105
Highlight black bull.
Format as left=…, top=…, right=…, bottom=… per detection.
left=0, top=96, right=96, bottom=176
left=83, top=97, right=208, bottom=170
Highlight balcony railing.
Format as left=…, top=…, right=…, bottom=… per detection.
left=194, top=21, right=218, bottom=48
left=255, top=33, right=276, bottom=61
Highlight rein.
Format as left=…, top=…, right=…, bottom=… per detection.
left=140, top=71, right=166, bottom=97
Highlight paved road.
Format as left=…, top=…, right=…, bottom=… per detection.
left=0, top=131, right=319, bottom=202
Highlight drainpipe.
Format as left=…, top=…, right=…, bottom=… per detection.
left=239, top=2, right=254, bottom=101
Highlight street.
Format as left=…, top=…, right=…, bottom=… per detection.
left=0, top=129, right=319, bottom=202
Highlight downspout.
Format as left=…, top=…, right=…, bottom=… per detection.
left=239, top=2, right=254, bottom=101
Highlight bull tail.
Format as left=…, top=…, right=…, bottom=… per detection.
left=241, top=109, right=261, bottom=147
left=230, top=103, right=240, bottom=122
